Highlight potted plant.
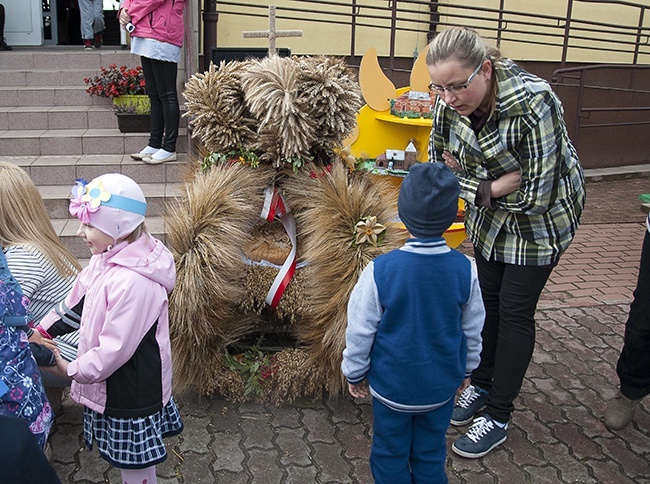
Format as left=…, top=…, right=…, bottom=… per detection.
left=84, top=64, right=151, bottom=133
left=112, top=98, right=151, bottom=133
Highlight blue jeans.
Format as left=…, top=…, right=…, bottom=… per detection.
left=78, top=0, right=104, bottom=40
left=141, top=56, right=180, bottom=153
left=616, top=228, right=650, bottom=400
left=370, top=397, right=452, bottom=484
left=471, top=250, right=554, bottom=423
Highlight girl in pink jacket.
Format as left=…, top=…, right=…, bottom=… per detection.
left=119, top=0, right=187, bottom=165
left=38, top=173, right=183, bottom=484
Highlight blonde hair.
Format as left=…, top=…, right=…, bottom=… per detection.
left=0, top=162, right=81, bottom=277
left=426, top=27, right=502, bottom=116
left=122, top=222, right=149, bottom=244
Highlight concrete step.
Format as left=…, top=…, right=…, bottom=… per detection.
left=0, top=49, right=141, bottom=72
left=1, top=105, right=116, bottom=130
left=0, top=105, right=188, bottom=131
left=4, top=153, right=190, bottom=184
left=0, top=68, right=106, bottom=87
left=0, top=127, right=189, bottom=156
left=0, top=85, right=110, bottom=108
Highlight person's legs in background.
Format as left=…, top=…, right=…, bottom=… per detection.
left=77, top=0, right=94, bottom=48
left=1, top=3, right=13, bottom=50
left=141, top=56, right=180, bottom=164
left=91, top=0, right=104, bottom=48
left=605, top=228, right=650, bottom=430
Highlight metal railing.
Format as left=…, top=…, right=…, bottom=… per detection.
left=552, top=64, right=650, bottom=157
left=210, top=0, right=650, bottom=74
left=204, top=0, right=650, bottom=166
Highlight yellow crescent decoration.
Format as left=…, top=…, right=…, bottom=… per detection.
left=359, top=47, right=396, bottom=111
left=410, top=41, right=434, bottom=92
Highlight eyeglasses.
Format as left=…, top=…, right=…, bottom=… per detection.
left=429, top=62, right=483, bottom=94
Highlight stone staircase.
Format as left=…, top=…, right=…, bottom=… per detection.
left=0, top=46, right=191, bottom=260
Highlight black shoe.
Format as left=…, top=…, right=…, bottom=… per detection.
left=1, top=38, right=12, bottom=51
left=94, top=31, right=103, bottom=49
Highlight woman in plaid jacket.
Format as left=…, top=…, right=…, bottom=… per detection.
left=426, top=26, right=585, bottom=458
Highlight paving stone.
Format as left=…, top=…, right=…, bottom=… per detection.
left=210, top=431, right=246, bottom=473
left=302, top=408, right=337, bottom=444
left=335, top=421, right=372, bottom=460
left=177, top=413, right=212, bottom=453
left=241, top=416, right=275, bottom=450
left=284, top=465, right=320, bottom=483
left=274, top=427, right=312, bottom=466
left=268, top=404, right=303, bottom=428
left=311, top=442, right=352, bottom=482
left=245, top=448, right=284, bottom=483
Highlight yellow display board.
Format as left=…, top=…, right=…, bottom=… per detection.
left=350, top=46, right=467, bottom=248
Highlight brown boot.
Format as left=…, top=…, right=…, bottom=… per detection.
left=604, top=390, right=642, bottom=430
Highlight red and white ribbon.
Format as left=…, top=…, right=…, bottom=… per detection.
left=260, top=186, right=297, bottom=308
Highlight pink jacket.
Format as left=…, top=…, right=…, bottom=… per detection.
left=120, top=0, right=186, bottom=47
left=40, top=234, right=176, bottom=416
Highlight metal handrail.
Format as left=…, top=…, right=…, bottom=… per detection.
left=211, top=0, right=650, bottom=73
left=551, top=64, right=650, bottom=148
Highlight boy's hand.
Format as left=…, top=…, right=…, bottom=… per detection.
left=456, top=377, right=471, bottom=396
left=348, top=380, right=369, bottom=399
left=43, top=347, right=71, bottom=381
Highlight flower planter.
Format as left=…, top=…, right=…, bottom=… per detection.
left=116, top=113, right=151, bottom=133
left=112, top=95, right=151, bottom=114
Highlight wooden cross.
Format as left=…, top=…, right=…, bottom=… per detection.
left=242, top=5, right=303, bottom=56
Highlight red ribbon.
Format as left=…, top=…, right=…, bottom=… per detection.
left=260, top=187, right=297, bottom=308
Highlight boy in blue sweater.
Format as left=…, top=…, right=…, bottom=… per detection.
left=342, top=162, right=485, bottom=483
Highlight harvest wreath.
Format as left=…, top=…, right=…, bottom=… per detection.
left=166, top=56, right=407, bottom=404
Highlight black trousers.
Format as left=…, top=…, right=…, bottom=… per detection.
left=141, top=56, right=180, bottom=153
left=0, top=416, right=60, bottom=483
left=616, top=228, right=650, bottom=400
left=471, top=249, right=554, bottom=423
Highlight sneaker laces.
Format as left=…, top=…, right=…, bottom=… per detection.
left=465, top=416, right=494, bottom=443
left=457, top=385, right=482, bottom=409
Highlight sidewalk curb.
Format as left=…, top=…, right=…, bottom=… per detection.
left=584, top=163, right=650, bottom=182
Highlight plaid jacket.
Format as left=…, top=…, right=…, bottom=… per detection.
left=428, top=59, right=585, bottom=266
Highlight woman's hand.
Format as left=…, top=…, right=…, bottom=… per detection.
left=442, top=150, right=461, bottom=171
left=491, top=170, right=521, bottom=198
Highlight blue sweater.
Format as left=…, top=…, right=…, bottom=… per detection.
left=342, top=238, right=484, bottom=412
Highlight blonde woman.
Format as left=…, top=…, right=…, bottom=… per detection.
left=426, top=27, right=585, bottom=458
left=0, top=162, right=81, bottom=400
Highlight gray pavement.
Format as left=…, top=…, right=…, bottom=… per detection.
left=48, top=173, right=650, bottom=483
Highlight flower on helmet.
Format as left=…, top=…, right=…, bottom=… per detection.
left=69, top=178, right=110, bottom=224
left=82, top=179, right=111, bottom=208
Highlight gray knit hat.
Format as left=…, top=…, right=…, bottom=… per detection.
left=398, top=163, right=461, bottom=239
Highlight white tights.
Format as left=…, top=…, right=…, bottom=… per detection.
left=120, top=465, right=157, bottom=484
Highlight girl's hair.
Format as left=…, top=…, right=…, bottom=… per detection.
left=426, top=27, right=502, bottom=69
left=122, top=223, right=149, bottom=244
left=0, top=162, right=81, bottom=277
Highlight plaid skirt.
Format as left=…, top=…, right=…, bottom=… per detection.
left=84, top=396, right=183, bottom=469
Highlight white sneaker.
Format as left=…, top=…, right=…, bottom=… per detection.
left=143, top=149, right=177, bottom=164
left=130, top=146, right=158, bottom=161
